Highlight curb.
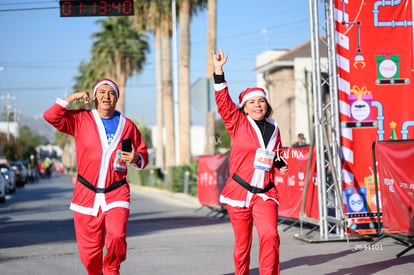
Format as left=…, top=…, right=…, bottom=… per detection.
left=129, top=184, right=201, bottom=208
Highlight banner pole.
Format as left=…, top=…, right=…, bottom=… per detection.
left=299, top=128, right=316, bottom=235
left=371, top=141, right=382, bottom=235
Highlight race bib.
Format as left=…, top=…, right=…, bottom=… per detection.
left=114, top=149, right=127, bottom=172
left=253, top=148, right=275, bottom=171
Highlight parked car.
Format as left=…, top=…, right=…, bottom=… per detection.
left=0, top=164, right=16, bottom=193
left=0, top=173, right=6, bottom=203
left=10, top=161, right=28, bottom=186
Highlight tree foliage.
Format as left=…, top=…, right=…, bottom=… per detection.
left=131, top=119, right=153, bottom=148
left=54, top=131, right=72, bottom=148
left=0, top=126, right=49, bottom=161
left=0, top=133, right=22, bottom=161
left=19, top=126, right=49, bottom=159
left=72, top=16, right=149, bottom=113
left=214, top=118, right=230, bottom=150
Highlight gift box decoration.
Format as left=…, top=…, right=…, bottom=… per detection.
left=349, top=85, right=372, bottom=121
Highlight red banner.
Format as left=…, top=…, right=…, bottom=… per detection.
left=275, top=146, right=319, bottom=220
left=376, top=140, right=414, bottom=235
left=197, top=147, right=318, bottom=221
left=334, top=0, right=414, bottom=234
left=197, top=152, right=230, bottom=206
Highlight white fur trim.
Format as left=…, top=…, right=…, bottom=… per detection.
left=133, top=153, right=145, bottom=170
left=93, top=80, right=119, bottom=99
left=219, top=195, right=246, bottom=207
left=214, top=82, right=227, bottom=91
left=240, top=90, right=267, bottom=107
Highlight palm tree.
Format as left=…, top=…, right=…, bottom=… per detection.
left=91, top=16, right=149, bottom=113
left=179, top=0, right=208, bottom=165
left=134, top=1, right=177, bottom=168
left=206, top=0, right=216, bottom=155
left=155, top=30, right=164, bottom=169
left=159, top=2, right=176, bottom=168
left=134, top=0, right=208, bottom=167
left=206, top=0, right=216, bottom=78
left=73, top=60, right=106, bottom=109
left=179, top=0, right=191, bottom=165
left=134, top=1, right=167, bottom=169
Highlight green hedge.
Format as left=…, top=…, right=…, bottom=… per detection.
left=127, top=161, right=198, bottom=197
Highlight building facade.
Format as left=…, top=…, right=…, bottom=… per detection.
left=254, top=40, right=328, bottom=146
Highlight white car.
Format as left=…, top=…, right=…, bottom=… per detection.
left=0, top=164, right=16, bottom=193
left=10, top=161, right=28, bottom=186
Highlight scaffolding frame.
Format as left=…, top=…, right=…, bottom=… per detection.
left=297, top=0, right=347, bottom=242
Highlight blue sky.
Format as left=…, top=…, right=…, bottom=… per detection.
left=0, top=0, right=310, bottom=126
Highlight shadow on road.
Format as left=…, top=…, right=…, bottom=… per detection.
left=324, top=254, right=414, bottom=275
left=127, top=212, right=229, bottom=238
left=222, top=268, right=259, bottom=275
left=0, top=175, right=229, bottom=252
left=0, top=219, right=76, bottom=250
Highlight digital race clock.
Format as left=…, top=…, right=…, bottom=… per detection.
left=59, top=0, right=134, bottom=17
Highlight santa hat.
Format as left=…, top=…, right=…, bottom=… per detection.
left=93, top=78, right=119, bottom=100
left=239, top=87, right=267, bottom=107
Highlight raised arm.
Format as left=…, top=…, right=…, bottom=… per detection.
left=64, top=91, right=91, bottom=105
left=212, top=48, right=228, bottom=75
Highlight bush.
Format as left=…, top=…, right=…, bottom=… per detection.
left=127, top=166, right=162, bottom=187
left=127, top=161, right=198, bottom=196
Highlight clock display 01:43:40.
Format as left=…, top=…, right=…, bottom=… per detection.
left=60, top=0, right=135, bottom=17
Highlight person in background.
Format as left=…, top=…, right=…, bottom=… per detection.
left=43, top=158, right=52, bottom=178
left=44, top=78, right=148, bottom=275
left=212, top=48, right=288, bottom=275
left=292, top=133, right=307, bottom=147
left=27, top=154, right=38, bottom=182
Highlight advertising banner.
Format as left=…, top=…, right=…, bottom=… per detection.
left=197, top=152, right=230, bottom=206
left=197, top=147, right=318, bottom=221
left=334, top=0, right=414, bottom=234
left=375, top=140, right=414, bottom=235
left=275, top=146, right=319, bottom=220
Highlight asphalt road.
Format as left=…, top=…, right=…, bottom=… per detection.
left=0, top=174, right=413, bottom=275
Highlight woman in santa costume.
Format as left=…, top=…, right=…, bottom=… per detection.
left=44, top=79, right=148, bottom=275
left=212, top=49, right=288, bottom=275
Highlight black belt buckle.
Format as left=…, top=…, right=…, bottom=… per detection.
left=96, top=188, right=106, bottom=193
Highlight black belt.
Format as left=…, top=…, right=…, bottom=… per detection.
left=232, top=173, right=275, bottom=194
left=77, top=174, right=127, bottom=194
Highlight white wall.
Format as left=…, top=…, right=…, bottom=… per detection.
left=294, top=57, right=328, bottom=141
left=151, top=125, right=206, bottom=159
left=0, top=121, right=19, bottom=138
left=255, top=50, right=287, bottom=88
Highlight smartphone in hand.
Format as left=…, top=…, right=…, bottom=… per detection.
left=275, top=157, right=287, bottom=169
left=122, top=138, right=132, bottom=152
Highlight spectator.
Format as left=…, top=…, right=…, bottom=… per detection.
left=292, top=133, right=307, bottom=147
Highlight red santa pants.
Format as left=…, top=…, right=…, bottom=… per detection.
left=226, top=195, right=280, bottom=275
left=74, top=207, right=129, bottom=275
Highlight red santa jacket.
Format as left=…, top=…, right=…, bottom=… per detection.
left=44, top=99, right=148, bottom=216
left=215, top=83, right=282, bottom=207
